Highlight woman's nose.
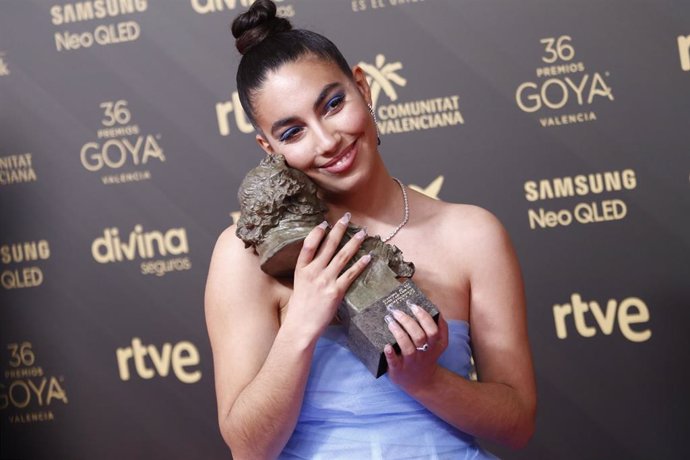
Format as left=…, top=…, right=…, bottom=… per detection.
left=313, top=122, right=339, bottom=156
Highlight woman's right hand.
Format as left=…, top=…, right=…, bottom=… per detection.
left=282, top=212, right=371, bottom=338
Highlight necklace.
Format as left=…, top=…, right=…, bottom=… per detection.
left=381, top=177, right=409, bottom=243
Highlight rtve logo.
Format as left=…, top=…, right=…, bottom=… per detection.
left=553, top=293, right=651, bottom=343
left=116, top=338, right=201, bottom=383
left=358, top=54, right=407, bottom=109
left=678, top=35, right=690, bottom=71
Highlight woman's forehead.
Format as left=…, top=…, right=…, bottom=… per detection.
left=253, top=58, right=353, bottom=119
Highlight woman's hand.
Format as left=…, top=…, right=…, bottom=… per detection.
left=283, top=212, right=371, bottom=338
left=383, top=305, right=449, bottom=392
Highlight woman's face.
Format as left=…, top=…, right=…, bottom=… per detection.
left=251, top=55, right=377, bottom=193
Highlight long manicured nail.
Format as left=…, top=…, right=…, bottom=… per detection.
left=339, top=212, right=351, bottom=225
left=318, top=220, right=329, bottom=230
left=386, top=304, right=398, bottom=314
left=360, top=253, right=372, bottom=264
left=354, top=229, right=367, bottom=240
left=384, top=314, right=395, bottom=325
left=406, top=301, right=421, bottom=315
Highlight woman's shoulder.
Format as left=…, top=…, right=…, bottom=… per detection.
left=206, top=224, right=281, bottom=303
left=410, top=190, right=507, bottom=242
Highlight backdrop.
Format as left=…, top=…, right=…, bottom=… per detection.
left=1, top=1, right=689, bottom=458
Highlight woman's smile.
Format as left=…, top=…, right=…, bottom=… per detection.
left=318, top=140, right=358, bottom=174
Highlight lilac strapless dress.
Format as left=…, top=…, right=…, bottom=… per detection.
left=279, top=320, right=498, bottom=459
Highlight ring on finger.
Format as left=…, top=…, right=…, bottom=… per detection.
left=416, top=343, right=429, bottom=352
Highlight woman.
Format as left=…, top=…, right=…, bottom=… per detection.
left=205, top=1, right=536, bottom=458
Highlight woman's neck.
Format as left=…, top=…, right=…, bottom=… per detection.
left=322, top=158, right=406, bottom=239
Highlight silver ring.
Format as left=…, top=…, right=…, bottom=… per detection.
left=416, top=343, right=429, bottom=352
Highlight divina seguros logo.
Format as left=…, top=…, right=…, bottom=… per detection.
left=190, top=0, right=294, bottom=17
left=80, top=100, right=165, bottom=185
left=515, top=35, right=614, bottom=127
left=91, top=225, right=191, bottom=277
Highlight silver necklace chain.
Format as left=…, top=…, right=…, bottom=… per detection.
left=381, top=177, right=409, bottom=243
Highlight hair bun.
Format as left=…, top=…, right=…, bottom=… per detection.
left=232, top=0, right=292, bottom=55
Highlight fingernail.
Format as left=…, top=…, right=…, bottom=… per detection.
left=354, top=229, right=367, bottom=240
left=406, top=301, right=421, bottom=315
left=384, top=345, right=393, bottom=356
left=384, top=314, right=395, bottom=325
left=386, top=304, right=398, bottom=314
left=317, top=220, right=329, bottom=230
left=360, top=253, right=371, bottom=264
left=339, top=212, right=351, bottom=225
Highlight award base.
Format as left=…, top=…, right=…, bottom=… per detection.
left=343, top=280, right=439, bottom=378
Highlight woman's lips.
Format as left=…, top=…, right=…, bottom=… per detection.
left=319, top=143, right=357, bottom=174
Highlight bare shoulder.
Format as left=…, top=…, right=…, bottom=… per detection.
left=205, top=224, right=285, bottom=332
left=410, top=190, right=510, bottom=254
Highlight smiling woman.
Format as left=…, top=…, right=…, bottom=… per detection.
left=204, top=1, right=536, bottom=459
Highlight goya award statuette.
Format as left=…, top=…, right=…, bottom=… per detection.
left=236, top=154, right=438, bottom=377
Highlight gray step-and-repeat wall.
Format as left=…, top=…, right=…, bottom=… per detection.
left=1, top=1, right=689, bottom=459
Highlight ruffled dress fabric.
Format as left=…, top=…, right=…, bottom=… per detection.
left=280, top=320, right=498, bottom=459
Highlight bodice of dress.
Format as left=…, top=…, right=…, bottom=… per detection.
left=279, top=320, right=498, bottom=460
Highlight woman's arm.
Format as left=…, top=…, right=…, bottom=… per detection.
left=384, top=206, right=536, bottom=449
left=205, top=216, right=369, bottom=459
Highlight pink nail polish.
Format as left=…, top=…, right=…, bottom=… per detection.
left=318, top=221, right=329, bottom=230
left=338, top=212, right=351, bottom=225
left=360, top=253, right=372, bottom=264
left=406, top=301, right=421, bottom=315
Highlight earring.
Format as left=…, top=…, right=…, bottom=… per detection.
left=368, top=103, right=381, bottom=146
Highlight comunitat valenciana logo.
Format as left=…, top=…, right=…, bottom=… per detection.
left=80, top=100, right=165, bottom=185
left=116, top=338, right=201, bottom=383
left=515, top=35, right=614, bottom=127
left=190, top=0, right=295, bottom=16
left=50, top=0, right=147, bottom=52
left=360, top=54, right=464, bottom=135
left=91, top=225, right=192, bottom=277
left=523, top=169, right=636, bottom=231
left=678, top=34, right=690, bottom=71
left=553, top=293, right=651, bottom=343
left=1, top=239, right=50, bottom=290
left=0, top=153, right=37, bottom=187
left=1, top=342, right=69, bottom=424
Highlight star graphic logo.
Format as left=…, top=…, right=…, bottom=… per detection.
left=409, top=176, right=444, bottom=200
left=358, top=54, right=407, bottom=108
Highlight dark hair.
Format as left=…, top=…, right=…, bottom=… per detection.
left=231, top=0, right=353, bottom=126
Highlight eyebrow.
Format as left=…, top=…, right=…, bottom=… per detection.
left=270, top=82, right=342, bottom=137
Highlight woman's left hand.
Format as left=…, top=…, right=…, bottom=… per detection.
left=383, top=304, right=449, bottom=392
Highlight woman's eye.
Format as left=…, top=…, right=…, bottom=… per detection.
left=279, top=126, right=302, bottom=142
left=326, top=94, right=345, bottom=112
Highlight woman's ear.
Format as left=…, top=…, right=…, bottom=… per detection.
left=255, top=133, right=274, bottom=155
left=352, top=65, right=372, bottom=106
